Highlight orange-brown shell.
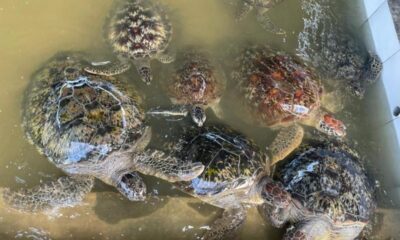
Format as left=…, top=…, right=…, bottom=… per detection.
left=166, top=50, right=225, bottom=107
left=233, top=46, right=322, bottom=127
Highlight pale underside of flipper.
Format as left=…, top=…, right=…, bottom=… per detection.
left=133, top=150, right=205, bottom=182
left=269, top=125, right=304, bottom=166
left=202, top=207, right=247, bottom=240
left=2, top=175, right=94, bottom=213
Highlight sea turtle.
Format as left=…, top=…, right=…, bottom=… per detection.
left=257, top=141, right=376, bottom=240
left=235, top=0, right=286, bottom=35
left=147, top=48, right=226, bottom=127
left=84, top=0, right=174, bottom=85
left=1, top=52, right=203, bottom=213
left=166, top=124, right=305, bottom=239
left=231, top=45, right=346, bottom=165
left=297, top=0, right=382, bottom=99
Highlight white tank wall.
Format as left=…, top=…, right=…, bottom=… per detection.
left=360, top=0, right=400, bottom=202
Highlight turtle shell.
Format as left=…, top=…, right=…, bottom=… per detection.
left=106, top=0, right=172, bottom=60
left=275, top=142, right=375, bottom=222
left=23, top=52, right=145, bottom=166
left=174, top=126, right=267, bottom=196
left=165, top=49, right=225, bottom=107
left=233, top=45, right=322, bottom=127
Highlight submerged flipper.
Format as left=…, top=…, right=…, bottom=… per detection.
left=2, top=176, right=94, bottom=213
left=157, top=52, right=175, bottom=64
left=256, top=8, right=286, bottom=35
left=133, top=150, right=204, bottom=182
left=84, top=60, right=130, bottom=76
left=203, top=207, right=247, bottom=240
left=269, top=125, right=304, bottom=166
left=235, top=1, right=253, bottom=21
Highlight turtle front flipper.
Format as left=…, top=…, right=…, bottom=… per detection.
left=2, top=176, right=94, bottom=213
left=202, top=207, right=246, bottom=240
left=269, top=125, right=304, bottom=166
left=235, top=1, right=253, bottom=21
left=134, top=150, right=205, bottom=182
left=84, top=59, right=130, bottom=76
left=133, top=58, right=152, bottom=85
left=157, top=52, right=175, bottom=64
left=256, top=8, right=286, bottom=35
left=283, top=217, right=336, bottom=240
left=146, top=105, right=189, bottom=120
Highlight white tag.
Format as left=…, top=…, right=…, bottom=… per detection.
left=281, top=104, right=310, bottom=115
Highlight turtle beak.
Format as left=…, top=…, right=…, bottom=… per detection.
left=190, top=106, right=206, bottom=127
left=318, top=114, right=346, bottom=138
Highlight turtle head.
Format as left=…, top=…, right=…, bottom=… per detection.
left=190, top=106, right=206, bottom=127
left=138, top=66, right=152, bottom=85
left=363, top=53, right=382, bottom=85
left=317, top=114, right=346, bottom=138
left=256, top=176, right=292, bottom=228
left=116, top=172, right=147, bottom=201
left=349, top=53, right=382, bottom=98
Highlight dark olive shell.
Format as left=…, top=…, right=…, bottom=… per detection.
left=174, top=126, right=267, bottom=196
left=275, top=142, right=375, bottom=222
left=23, top=52, right=145, bottom=165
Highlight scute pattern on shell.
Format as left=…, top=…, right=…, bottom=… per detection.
left=167, top=50, right=224, bottom=106
left=275, top=143, right=375, bottom=223
left=23, top=52, right=145, bottom=165
left=107, top=0, right=172, bottom=59
left=175, top=126, right=266, bottom=195
left=233, top=45, right=322, bottom=127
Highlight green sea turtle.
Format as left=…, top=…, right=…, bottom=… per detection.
left=298, top=0, right=382, bottom=99
left=231, top=45, right=346, bottom=165
left=1, top=52, right=203, bottom=213
left=147, top=48, right=226, bottom=127
left=258, top=141, right=376, bottom=240
left=235, top=0, right=286, bottom=35
left=165, top=124, right=305, bottom=239
left=84, top=0, right=174, bottom=85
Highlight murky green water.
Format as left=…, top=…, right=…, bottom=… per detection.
left=0, top=0, right=399, bottom=239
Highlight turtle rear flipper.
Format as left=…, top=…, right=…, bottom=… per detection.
left=84, top=59, right=130, bottom=76
left=202, top=207, right=246, bottom=240
left=134, top=150, right=205, bottom=182
left=2, top=176, right=94, bottom=213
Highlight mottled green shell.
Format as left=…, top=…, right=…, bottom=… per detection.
left=174, top=126, right=267, bottom=196
left=23, top=52, right=145, bottom=166
left=275, top=142, right=375, bottom=222
left=107, top=0, right=172, bottom=59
